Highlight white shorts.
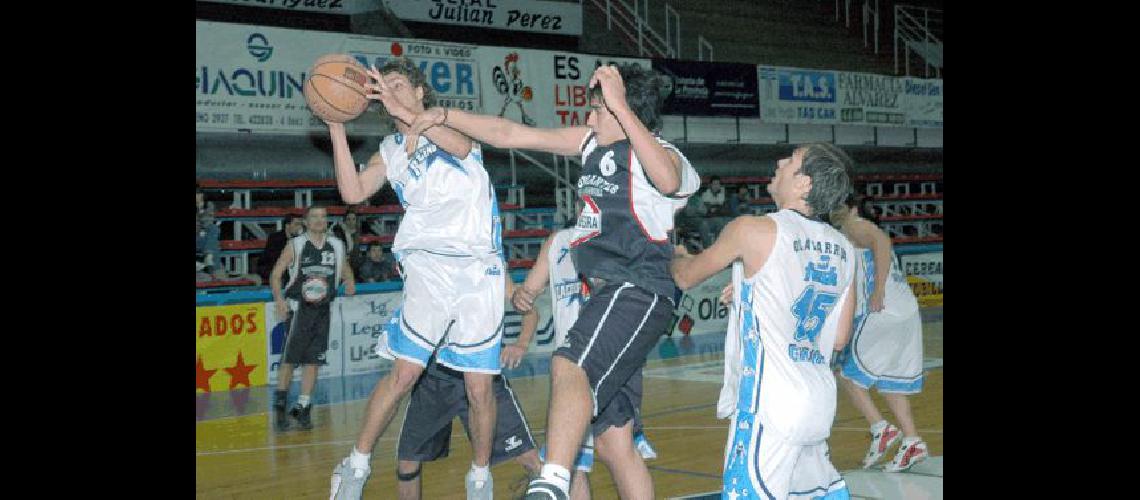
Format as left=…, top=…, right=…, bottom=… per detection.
left=840, top=303, right=924, bottom=394
left=724, top=413, right=849, bottom=500
left=375, top=251, right=505, bottom=374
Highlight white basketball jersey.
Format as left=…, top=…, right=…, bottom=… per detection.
left=855, top=248, right=920, bottom=322
left=736, top=209, right=855, bottom=444
left=380, top=134, right=501, bottom=258
left=546, top=229, right=584, bottom=349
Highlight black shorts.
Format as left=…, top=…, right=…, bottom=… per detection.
left=592, top=369, right=644, bottom=436
left=397, top=369, right=536, bottom=466
left=281, top=300, right=331, bottom=365
left=555, top=282, right=673, bottom=417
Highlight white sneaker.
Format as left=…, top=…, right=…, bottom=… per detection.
left=330, top=457, right=371, bottom=500
left=884, top=439, right=929, bottom=472
left=862, top=422, right=901, bottom=468
left=465, top=467, right=493, bottom=500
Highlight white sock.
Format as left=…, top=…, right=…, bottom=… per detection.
left=350, top=448, right=371, bottom=470
left=297, top=395, right=311, bottom=408
left=902, top=436, right=922, bottom=446
left=870, top=420, right=889, bottom=433
left=538, top=464, right=571, bottom=495
left=469, top=463, right=490, bottom=482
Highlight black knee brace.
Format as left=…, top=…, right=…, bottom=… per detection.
left=396, top=464, right=422, bottom=481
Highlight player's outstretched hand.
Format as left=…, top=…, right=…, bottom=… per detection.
left=365, top=65, right=412, bottom=124
left=501, top=344, right=526, bottom=369
left=403, top=108, right=448, bottom=157
left=345, top=280, right=356, bottom=296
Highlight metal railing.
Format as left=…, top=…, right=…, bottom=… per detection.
left=588, top=0, right=702, bottom=59
left=863, top=0, right=880, bottom=54
left=894, top=4, right=942, bottom=77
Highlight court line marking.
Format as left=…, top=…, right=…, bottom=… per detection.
left=646, top=465, right=720, bottom=479
left=197, top=425, right=942, bottom=456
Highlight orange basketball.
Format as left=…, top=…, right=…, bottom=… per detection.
left=304, top=54, right=371, bottom=123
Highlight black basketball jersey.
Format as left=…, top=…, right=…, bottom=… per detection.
left=284, top=235, right=342, bottom=307
left=568, top=132, right=698, bottom=297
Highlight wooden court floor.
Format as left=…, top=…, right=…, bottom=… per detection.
left=197, top=318, right=942, bottom=499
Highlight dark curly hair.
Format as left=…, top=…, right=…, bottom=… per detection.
left=588, top=63, right=669, bottom=133
left=377, top=57, right=436, bottom=111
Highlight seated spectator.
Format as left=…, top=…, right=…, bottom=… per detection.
left=196, top=210, right=221, bottom=277
left=356, top=244, right=398, bottom=283
left=257, top=214, right=305, bottom=285
left=727, top=184, right=754, bottom=216
left=698, top=176, right=730, bottom=245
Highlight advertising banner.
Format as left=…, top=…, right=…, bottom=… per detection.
left=654, top=59, right=759, bottom=116
left=196, top=303, right=268, bottom=392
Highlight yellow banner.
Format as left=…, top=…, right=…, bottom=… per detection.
left=196, top=304, right=267, bottom=392
left=907, top=276, right=943, bottom=308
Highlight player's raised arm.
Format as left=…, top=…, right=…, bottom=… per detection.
left=404, top=107, right=590, bottom=157
left=326, top=122, right=388, bottom=204
left=364, top=65, right=473, bottom=160
left=672, top=216, right=776, bottom=291
left=589, top=65, right=684, bottom=195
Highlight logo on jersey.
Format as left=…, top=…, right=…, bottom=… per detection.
left=578, top=175, right=619, bottom=198
left=504, top=435, right=523, bottom=452
left=598, top=150, right=617, bottom=176
left=302, top=276, right=329, bottom=303
left=570, top=196, right=602, bottom=247
left=486, top=265, right=502, bottom=276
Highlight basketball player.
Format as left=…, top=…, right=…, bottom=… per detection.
left=394, top=273, right=542, bottom=500
left=269, top=206, right=355, bottom=431
left=515, top=229, right=664, bottom=500
left=671, top=144, right=857, bottom=499
left=829, top=195, right=928, bottom=472
left=404, top=63, right=699, bottom=500
left=324, top=58, right=503, bottom=500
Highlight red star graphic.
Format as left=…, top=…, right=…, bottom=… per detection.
left=196, top=355, right=217, bottom=392
left=224, top=352, right=259, bottom=390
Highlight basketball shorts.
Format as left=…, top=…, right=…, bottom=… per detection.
left=397, top=368, right=536, bottom=466
left=376, top=251, right=505, bottom=374
left=281, top=299, right=332, bottom=365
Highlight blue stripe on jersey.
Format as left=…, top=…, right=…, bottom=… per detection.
left=423, top=149, right=467, bottom=175
left=737, top=282, right=757, bottom=415
left=393, top=181, right=409, bottom=208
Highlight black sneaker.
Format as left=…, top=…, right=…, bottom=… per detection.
left=273, top=392, right=289, bottom=432
left=289, top=404, right=313, bottom=430
left=524, top=478, right=567, bottom=500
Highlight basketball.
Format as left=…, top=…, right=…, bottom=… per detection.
left=304, top=54, right=371, bottom=123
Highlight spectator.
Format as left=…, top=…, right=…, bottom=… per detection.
left=332, top=205, right=370, bottom=269
left=356, top=244, right=398, bottom=283
left=196, top=183, right=216, bottom=218
left=727, top=184, right=754, bottom=216
left=699, top=176, right=730, bottom=245
left=258, top=214, right=305, bottom=284
left=196, top=209, right=221, bottom=277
